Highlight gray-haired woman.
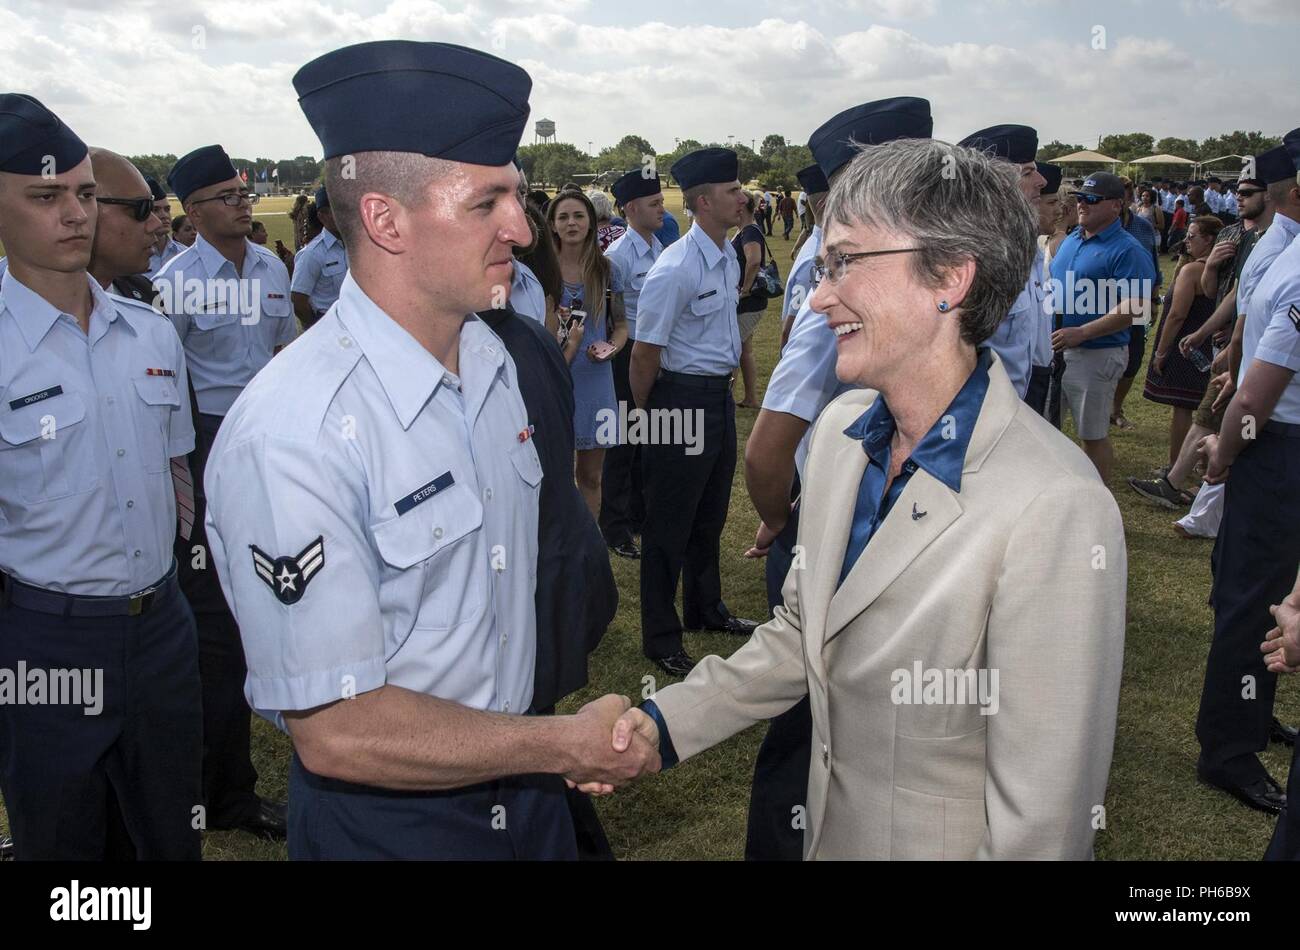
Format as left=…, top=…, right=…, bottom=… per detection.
left=604, top=138, right=1128, bottom=859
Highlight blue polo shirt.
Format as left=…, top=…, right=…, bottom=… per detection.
left=1049, top=217, right=1157, bottom=349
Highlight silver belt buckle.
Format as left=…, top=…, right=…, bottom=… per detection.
left=127, top=583, right=160, bottom=617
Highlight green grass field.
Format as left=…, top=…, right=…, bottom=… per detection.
left=2, top=190, right=1294, bottom=860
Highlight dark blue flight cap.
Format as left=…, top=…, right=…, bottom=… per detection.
left=611, top=169, right=661, bottom=206
left=1284, top=127, right=1300, bottom=171
left=0, top=93, right=87, bottom=175
left=314, top=186, right=329, bottom=210
left=1037, top=161, right=1063, bottom=195
left=1256, top=145, right=1296, bottom=185
left=671, top=148, right=738, bottom=190
left=808, top=97, right=932, bottom=180
left=796, top=162, right=829, bottom=196
left=144, top=175, right=167, bottom=201
left=958, top=124, right=1038, bottom=165
left=168, top=145, right=239, bottom=204
left=294, top=41, right=531, bottom=166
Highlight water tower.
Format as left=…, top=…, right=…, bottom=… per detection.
left=535, top=119, right=556, bottom=145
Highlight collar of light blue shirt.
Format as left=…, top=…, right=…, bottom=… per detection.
left=1, top=270, right=129, bottom=352
left=841, top=348, right=993, bottom=493
left=333, top=273, right=507, bottom=430
left=622, top=226, right=661, bottom=258
left=193, top=231, right=261, bottom=277
left=687, top=221, right=729, bottom=269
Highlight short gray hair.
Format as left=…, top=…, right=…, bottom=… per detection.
left=324, top=151, right=454, bottom=248
left=823, top=138, right=1037, bottom=346
left=585, top=189, right=614, bottom=222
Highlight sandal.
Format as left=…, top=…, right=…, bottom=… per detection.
left=1111, top=415, right=1135, bottom=430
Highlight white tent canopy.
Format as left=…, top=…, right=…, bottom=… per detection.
left=1131, top=153, right=1196, bottom=165
left=1051, top=150, right=1121, bottom=165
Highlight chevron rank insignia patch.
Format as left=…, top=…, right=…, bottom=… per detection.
left=249, top=536, right=325, bottom=605
left=1289, top=305, right=1300, bottom=333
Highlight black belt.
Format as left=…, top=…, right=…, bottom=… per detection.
left=0, top=562, right=178, bottom=618
left=1264, top=420, right=1300, bottom=439
left=658, top=370, right=732, bottom=392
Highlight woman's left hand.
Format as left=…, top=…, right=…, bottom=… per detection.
left=1153, top=350, right=1168, bottom=375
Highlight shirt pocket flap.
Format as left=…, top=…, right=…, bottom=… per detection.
left=193, top=307, right=242, bottom=332
left=509, top=441, right=543, bottom=487
left=261, top=295, right=293, bottom=318
left=370, top=487, right=483, bottom=569
left=132, top=376, right=182, bottom=408
left=0, top=391, right=86, bottom=446
left=690, top=288, right=725, bottom=317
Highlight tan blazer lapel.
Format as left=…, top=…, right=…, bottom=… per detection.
left=823, top=471, right=964, bottom=643
left=799, top=434, right=866, bottom=682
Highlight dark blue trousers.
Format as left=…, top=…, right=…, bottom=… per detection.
left=1266, top=743, right=1300, bottom=860
left=288, top=755, right=577, bottom=860
left=639, top=376, right=737, bottom=658
left=0, top=578, right=202, bottom=860
left=1197, top=429, right=1300, bottom=783
left=745, top=505, right=809, bottom=861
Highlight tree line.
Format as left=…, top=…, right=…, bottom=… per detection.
left=1037, top=130, right=1284, bottom=165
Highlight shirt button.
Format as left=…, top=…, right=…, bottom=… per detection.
left=117, top=448, right=126, bottom=457
left=133, top=550, right=142, bottom=558
left=822, top=743, right=829, bottom=767
left=433, top=526, right=444, bottom=539
left=503, top=701, right=510, bottom=713
left=126, top=500, right=134, bottom=509
left=106, top=396, right=115, bottom=405
left=338, top=336, right=352, bottom=349
left=484, top=487, right=493, bottom=501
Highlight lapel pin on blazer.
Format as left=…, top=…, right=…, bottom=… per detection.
left=912, top=502, right=927, bottom=521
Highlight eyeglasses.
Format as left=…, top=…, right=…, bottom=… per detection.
left=811, top=247, right=922, bottom=287
left=1236, top=188, right=1266, bottom=198
left=95, top=196, right=157, bottom=222
left=189, top=191, right=260, bottom=208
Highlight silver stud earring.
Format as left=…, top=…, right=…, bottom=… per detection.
left=937, top=300, right=950, bottom=312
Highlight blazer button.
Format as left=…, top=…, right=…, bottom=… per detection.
left=821, top=744, right=829, bottom=767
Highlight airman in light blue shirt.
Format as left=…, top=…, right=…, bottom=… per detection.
left=604, top=225, right=662, bottom=341
left=205, top=274, right=542, bottom=722
left=147, top=237, right=187, bottom=279
left=0, top=271, right=193, bottom=595
left=154, top=232, right=296, bottom=415
left=635, top=221, right=740, bottom=376
left=1238, top=235, right=1300, bottom=422
left=290, top=227, right=347, bottom=320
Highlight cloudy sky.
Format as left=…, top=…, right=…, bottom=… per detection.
left=2, top=0, right=1296, bottom=160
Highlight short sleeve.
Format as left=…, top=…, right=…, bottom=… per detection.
left=1253, top=288, right=1300, bottom=374
left=761, top=300, right=838, bottom=421
left=289, top=243, right=323, bottom=296
left=204, top=431, right=387, bottom=713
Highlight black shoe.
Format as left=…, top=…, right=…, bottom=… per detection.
left=653, top=650, right=696, bottom=677
left=1197, top=769, right=1286, bottom=816
left=609, top=540, right=640, bottom=560
left=691, top=616, right=760, bottom=636
left=1271, top=718, right=1298, bottom=747
left=0, top=835, right=13, bottom=861
left=227, top=798, right=287, bottom=841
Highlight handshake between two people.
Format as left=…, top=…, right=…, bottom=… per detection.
left=561, top=694, right=662, bottom=795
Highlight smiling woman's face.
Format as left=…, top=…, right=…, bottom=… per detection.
left=810, top=218, right=944, bottom=390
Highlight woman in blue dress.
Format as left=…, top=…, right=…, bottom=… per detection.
left=547, top=190, right=627, bottom=517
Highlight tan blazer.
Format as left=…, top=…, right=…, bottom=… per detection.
left=653, top=354, right=1126, bottom=859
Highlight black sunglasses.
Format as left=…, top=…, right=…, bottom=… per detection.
left=96, top=196, right=157, bottom=222
left=1236, top=187, right=1266, bottom=198
left=1072, top=193, right=1114, bottom=205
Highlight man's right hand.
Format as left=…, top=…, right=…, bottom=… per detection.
left=561, top=694, right=660, bottom=794
left=1210, top=372, right=1235, bottom=413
